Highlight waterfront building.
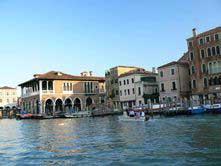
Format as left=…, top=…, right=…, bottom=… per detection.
left=118, top=68, right=159, bottom=109
left=0, top=86, right=18, bottom=109
left=18, top=71, right=105, bottom=115
left=105, top=66, right=142, bottom=108
left=186, top=27, right=221, bottom=103
left=158, top=60, right=190, bottom=102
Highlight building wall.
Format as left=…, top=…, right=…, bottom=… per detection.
left=158, top=64, right=190, bottom=102
left=105, top=66, right=140, bottom=108
left=0, top=88, right=17, bottom=108
left=21, top=79, right=105, bottom=114
left=119, top=73, right=158, bottom=109
left=186, top=27, right=221, bottom=102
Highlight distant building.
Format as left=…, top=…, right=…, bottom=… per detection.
left=158, top=61, right=190, bottom=102
left=118, top=68, right=159, bottom=109
left=0, top=86, right=17, bottom=109
left=186, top=27, right=221, bottom=103
left=105, top=66, right=141, bottom=108
left=18, top=71, right=105, bottom=115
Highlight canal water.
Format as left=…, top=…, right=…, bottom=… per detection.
left=1, top=115, right=221, bottom=165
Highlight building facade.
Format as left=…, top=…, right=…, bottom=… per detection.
left=19, top=71, right=105, bottom=115
left=105, top=66, right=141, bottom=108
left=0, top=86, right=17, bottom=109
left=118, top=69, right=159, bottom=109
left=158, top=61, right=190, bottom=102
left=186, top=27, right=221, bottom=103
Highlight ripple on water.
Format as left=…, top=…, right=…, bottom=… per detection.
left=1, top=115, right=221, bottom=165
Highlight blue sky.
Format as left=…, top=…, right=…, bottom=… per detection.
left=0, top=0, right=220, bottom=87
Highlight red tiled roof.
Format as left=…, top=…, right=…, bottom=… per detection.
left=118, top=69, right=155, bottom=78
left=0, top=86, right=16, bottom=90
left=19, top=71, right=105, bottom=86
left=157, top=61, right=189, bottom=69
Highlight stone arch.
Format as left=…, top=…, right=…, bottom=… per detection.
left=45, top=99, right=54, bottom=116
left=64, top=98, right=73, bottom=112
left=55, top=98, right=63, bottom=112
left=86, top=97, right=93, bottom=107
left=74, top=98, right=82, bottom=111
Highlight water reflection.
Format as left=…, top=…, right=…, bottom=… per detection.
left=1, top=115, right=221, bottom=165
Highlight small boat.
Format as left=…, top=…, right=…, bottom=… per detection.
left=118, top=115, right=149, bottom=121
left=211, top=104, right=221, bottom=113
left=188, top=106, right=205, bottom=114
left=16, top=113, right=33, bottom=120
left=204, top=104, right=213, bottom=113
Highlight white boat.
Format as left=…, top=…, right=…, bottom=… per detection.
left=118, top=115, right=148, bottom=121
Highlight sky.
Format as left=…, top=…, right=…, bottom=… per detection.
left=0, top=0, right=220, bottom=87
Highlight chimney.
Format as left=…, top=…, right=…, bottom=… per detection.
left=89, top=71, right=93, bottom=76
left=192, top=28, right=197, bottom=37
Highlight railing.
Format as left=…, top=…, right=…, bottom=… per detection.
left=22, top=91, right=40, bottom=97
left=42, top=90, right=54, bottom=94
left=209, top=67, right=221, bottom=74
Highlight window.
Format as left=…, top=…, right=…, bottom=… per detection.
left=127, top=79, right=129, bottom=84
left=42, top=81, right=47, bottom=90
left=161, top=83, right=165, bottom=92
left=172, top=81, right=177, bottom=90
left=192, top=80, right=196, bottom=89
left=7, top=99, right=9, bottom=103
left=207, top=48, right=211, bottom=56
left=63, top=83, right=67, bottom=91
left=70, top=83, right=73, bottom=91
left=127, top=89, right=130, bottom=95
left=215, top=34, right=219, bottom=41
left=204, top=78, right=208, bottom=87
left=116, top=90, right=119, bottom=96
left=206, top=36, right=210, bottom=43
left=124, top=89, right=127, bottom=96
left=124, top=80, right=126, bottom=85
left=120, top=90, right=122, bottom=96
left=48, top=81, right=53, bottom=90
left=131, top=78, right=134, bottom=83
left=0, top=99, right=2, bottom=103
left=212, top=47, right=216, bottom=56
left=171, top=68, right=175, bottom=75
left=188, top=41, right=193, bottom=47
left=138, top=87, right=141, bottom=95
left=67, top=83, right=69, bottom=91
left=119, top=81, right=122, bottom=86
left=160, top=71, right=163, bottom=77
left=216, top=46, right=220, bottom=55
left=132, top=88, right=135, bottom=94
left=202, top=64, right=207, bottom=73
left=199, top=38, right=204, bottom=45
left=190, top=52, right=194, bottom=60
left=200, top=49, right=205, bottom=59
left=191, top=66, right=195, bottom=74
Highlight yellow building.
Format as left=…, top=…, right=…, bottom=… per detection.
left=105, top=66, right=142, bottom=108
left=0, top=86, right=17, bottom=109
left=19, top=71, right=105, bottom=115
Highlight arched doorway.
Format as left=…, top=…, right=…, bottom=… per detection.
left=74, top=98, right=81, bottom=111
left=86, top=97, right=93, bottom=107
left=36, top=100, right=40, bottom=114
left=55, top=99, right=63, bottom=112
left=65, top=98, right=72, bottom=112
left=45, top=99, right=53, bottom=116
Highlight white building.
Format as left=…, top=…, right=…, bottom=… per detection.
left=0, top=86, right=18, bottom=109
left=118, top=69, right=159, bottom=109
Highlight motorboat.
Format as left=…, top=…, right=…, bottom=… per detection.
left=118, top=115, right=149, bottom=121
left=211, top=103, right=221, bottom=113
left=188, top=106, right=205, bottom=114
left=118, top=111, right=149, bottom=122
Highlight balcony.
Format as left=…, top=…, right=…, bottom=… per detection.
left=209, top=67, right=221, bottom=74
